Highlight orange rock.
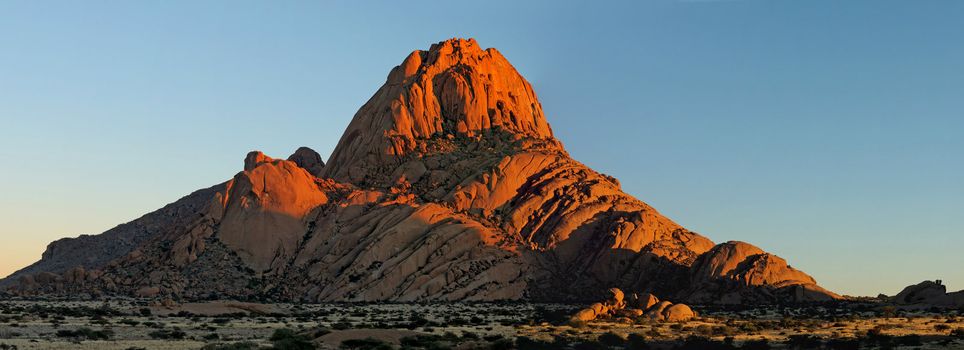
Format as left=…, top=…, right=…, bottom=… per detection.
left=324, top=38, right=556, bottom=184
left=638, top=293, right=660, bottom=310
left=615, top=308, right=644, bottom=318
left=217, top=152, right=330, bottom=272
left=685, top=241, right=839, bottom=303
left=244, top=151, right=274, bottom=171
left=645, top=301, right=673, bottom=320
left=663, top=304, right=696, bottom=322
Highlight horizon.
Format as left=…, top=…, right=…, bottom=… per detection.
left=2, top=0, right=963, bottom=298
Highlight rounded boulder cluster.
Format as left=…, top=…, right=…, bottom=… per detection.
left=569, top=288, right=696, bottom=325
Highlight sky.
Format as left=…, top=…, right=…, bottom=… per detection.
left=1, top=0, right=962, bottom=297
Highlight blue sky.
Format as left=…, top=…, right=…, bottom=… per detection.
left=1, top=0, right=962, bottom=296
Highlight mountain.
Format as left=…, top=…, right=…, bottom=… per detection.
left=2, top=38, right=838, bottom=303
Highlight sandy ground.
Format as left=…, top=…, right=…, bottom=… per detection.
left=0, top=300, right=962, bottom=349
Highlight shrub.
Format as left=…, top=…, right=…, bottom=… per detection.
left=462, top=331, right=479, bottom=340
left=740, top=339, right=771, bottom=350
left=271, top=328, right=315, bottom=350
left=895, top=334, right=922, bottom=346
left=598, top=332, right=625, bottom=347
left=148, top=328, right=187, bottom=340
left=952, top=327, right=964, bottom=338
left=515, top=336, right=554, bottom=350
left=573, top=340, right=607, bottom=350
left=675, top=336, right=735, bottom=350
left=784, top=335, right=821, bottom=349
left=340, top=337, right=392, bottom=350
left=489, top=338, right=514, bottom=350
left=626, top=333, right=649, bottom=350
left=825, top=338, right=859, bottom=350
left=200, top=343, right=260, bottom=350
left=55, top=327, right=113, bottom=340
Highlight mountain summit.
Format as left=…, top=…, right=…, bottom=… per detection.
left=324, top=38, right=556, bottom=184
left=3, top=39, right=838, bottom=303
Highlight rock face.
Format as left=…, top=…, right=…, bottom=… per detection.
left=891, top=280, right=964, bottom=308
left=217, top=152, right=330, bottom=272
left=324, top=38, right=555, bottom=184
left=0, top=184, right=223, bottom=289
left=1, top=38, right=838, bottom=304
left=683, top=241, right=839, bottom=304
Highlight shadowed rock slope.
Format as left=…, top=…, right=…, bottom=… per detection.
left=2, top=38, right=838, bottom=303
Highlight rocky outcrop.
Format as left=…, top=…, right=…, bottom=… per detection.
left=324, top=38, right=556, bottom=185
left=217, top=152, right=330, bottom=272
left=2, top=39, right=837, bottom=304
left=570, top=288, right=696, bottom=324
left=0, top=183, right=223, bottom=289
left=570, top=288, right=627, bottom=323
left=287, top=147, right=325, bottom=177
left=891, top=280, right=964, bottom=308
left=682, top=241, right=840, bottom=303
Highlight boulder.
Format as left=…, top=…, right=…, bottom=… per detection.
left=645, top=301, right=673, bottom=320
left=287, top=147, right=325, bottom=177
left=663, top=303, right=696, bottom=322
left=607, top=287, right=625, bottom=307
left=615, top=308, right=644, bottom=318
left=636, top=293, right=660, bottom=310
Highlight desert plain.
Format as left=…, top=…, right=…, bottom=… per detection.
left=0, top=298, right=963, bottom=349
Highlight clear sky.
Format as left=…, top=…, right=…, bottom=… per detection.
left=1, top=0, right=962, bottom=297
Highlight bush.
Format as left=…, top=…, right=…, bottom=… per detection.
left=402, top=333, right=463, bottom=349
left=340, top=337, right=392, bottom=350
left=825, top=338, right=859, bottom=350
left=626, top=333, right=649, bottom=350
left=55, top=327, right=113, bottom=340
left=489, top=338, right=514, bottom=350
left=148, top=328, right=186, bottom=340
left=784, top=335, right=821, bottom=349
left=513, top=336, right=558, bottom=350
left=573, top=340, right=607, bottom=350
left=332, top=321, right=353, bottom=330
left=740, top=339, right=771, bottom=350
left=598, top=332, right=625, bottom=347
left=675, top=336, right=735, bottom=350
left=953, top=327, right=964, bottom=338
left=200, top=343, right=260, bottom=350
left=894, top=334, right=922, bottom=346
left=271, top=328, right=316, bottom=350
